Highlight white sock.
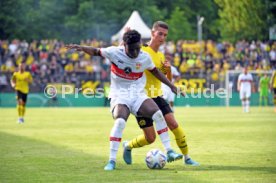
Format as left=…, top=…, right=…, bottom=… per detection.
left=184, top=154, right=191, bottom=160
left=242, top=101, right=246, bottom=112
left=246, top=100, right=250, bottom=112
left=171, top=106, right=174, bottom=112
left=109, top=118, right=126, bottom=161
left=152, top=110, right=171, bottom=152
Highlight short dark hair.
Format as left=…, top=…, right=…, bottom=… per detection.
left=152, top=21, right=169, bottom=30
left=123, top=30, right=141, bottom=44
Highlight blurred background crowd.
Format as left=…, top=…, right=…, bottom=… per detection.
left=0, top=39, right=275, bottom=92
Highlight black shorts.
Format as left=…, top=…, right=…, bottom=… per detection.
left=136, top=96, right=172, bottom=129
left=274, top=88, right=276, bottom=95
left=16, top=90, right=28, bottom=103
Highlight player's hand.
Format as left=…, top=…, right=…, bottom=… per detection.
left=163, top=53, right=172, bottom=68
left=161, top=60, right=171, bottom=74
left=162, top=54, right=172, bottom=74
left=11, top=83, right=15, bottom=88
left=124, top=27, right=131, bottom=33
left=65, top=44, right=83, bottom=51
left=171, top=85, right=185, bottom=96
left=163, top=60, right=171, bottom=68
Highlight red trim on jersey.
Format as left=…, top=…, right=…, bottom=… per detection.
left=240, top=79, right=252, bottom=82
left=110, top=137, right=121, bottom=142
left=157, top=127, right=168, bottom=135
left=111, top=63, right=143, bottom=80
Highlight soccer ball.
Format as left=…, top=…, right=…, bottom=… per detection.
left=145, top=149, right=167, bottom=169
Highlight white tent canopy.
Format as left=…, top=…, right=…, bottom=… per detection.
left=111, top=11, right=151, bottom=42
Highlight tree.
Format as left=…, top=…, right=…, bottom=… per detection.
left=0, top=0, right=24, bottom=39
left=171, top=0, right=220, bottom=40
left=166, top=7, right=193, bottom=41
left=215, top=0, right=267, bottom=42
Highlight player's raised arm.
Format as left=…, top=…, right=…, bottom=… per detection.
left=237, top=75, right=241, bottom=92
left=65, top=44, right=101, bottom=56
left=10, top=74, right=16, bottom=88
left=250, top=75, right=255, bottom=93
left=163, top=55, right=172, bottom=81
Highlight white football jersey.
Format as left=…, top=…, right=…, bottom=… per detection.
left=238, top=73, right=253, bottom=90
left=162, top=66, right=180, bottom=90
left=100, top=46, right=155, bottom=98
left=171, top=66, right=180, bottom=83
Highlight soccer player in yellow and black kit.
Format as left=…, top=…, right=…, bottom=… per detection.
left=123, top=21, right=199, bottom=166
left=271, top=71, right=276, bottom=112
left=10, top=63, right=33, bottom=123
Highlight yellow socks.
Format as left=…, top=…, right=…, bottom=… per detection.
left=172, top=126, right=188, bottom=155
left=17, top=105, right=25, bottom=117
left=22, top=105, right=25, bottom=116
left=17, top=105, right=21, bottom=117
left=128, top=135, right=150, bottom=149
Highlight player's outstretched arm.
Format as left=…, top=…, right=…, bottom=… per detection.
left=237, top=80, right=241, bottom=92
left=65, top=44, right=101, bottom=56
left=149, top=67, right=184, bottom=95
left=10, top=75, right=16, bottom=88
left=251, top=81, right=256, bottom=93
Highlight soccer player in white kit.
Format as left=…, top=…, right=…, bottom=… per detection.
left=65, top=30, right=182, bottom=170
left=162, top=64, right=181, bottom=111
left=237, top=67, right=254, bottom=112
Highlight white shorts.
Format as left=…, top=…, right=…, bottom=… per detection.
left=162, top=85, right=175, bottom=102
left=240, top=89, right=251, bottom=99
left=110, top=93, right=149, bottom=116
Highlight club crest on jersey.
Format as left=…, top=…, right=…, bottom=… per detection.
left=124, top=67, right=132, bottom=74
left=136, top=63, right=142, bottom=70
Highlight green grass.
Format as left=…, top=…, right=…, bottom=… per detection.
left=0, top=107, right=276, bottom=183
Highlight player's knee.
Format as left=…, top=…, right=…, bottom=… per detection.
left=164, top=113, right=178, bottom=130
left=145, top=133, right=156, bottom=144
left=113, top=113, right=128, bottom=121
left=112, top=105, right=129, bottom=120
left=18, top=99, right=23, bottom=105
left=146, top=105, right=160, bottom=117
left=167, top=122, right=178, bottom=130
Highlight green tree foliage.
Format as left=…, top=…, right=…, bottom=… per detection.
left=0, top=0, right=24, bottom=39
left=215, top=0, right=267, bottom=42
left=0, top=0, right=270, bottom=42
left=179, top=0, right=219, bottom=40
left=166, top=7, right=193, bottom=41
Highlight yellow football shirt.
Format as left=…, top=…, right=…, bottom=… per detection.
left=12, top=71, right=33, bottom=94
left=142, top=46, right=166, bottom=98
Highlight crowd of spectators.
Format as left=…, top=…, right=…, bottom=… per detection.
left=0, top=39, right=275, bottom=92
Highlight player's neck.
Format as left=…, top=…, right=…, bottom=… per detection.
left=148, top=40, right=160, bottom=52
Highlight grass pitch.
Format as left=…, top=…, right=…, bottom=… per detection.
left=0, top=107, right=275, bottom=183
